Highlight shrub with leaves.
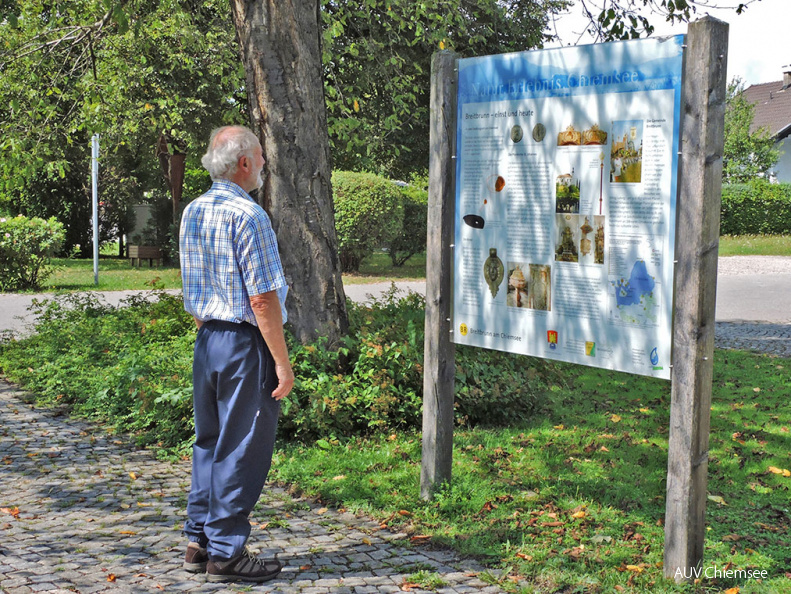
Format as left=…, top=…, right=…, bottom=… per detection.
left=0, top=215, right=65, bottom=291
left=282, top=287, right=555, bottom=440
left=721, top=181, right=791, bottom=236
left=332, top=171, right=403, bottom=272
left=0, top=287, right=557, bottom=452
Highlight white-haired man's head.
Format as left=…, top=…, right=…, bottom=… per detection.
left=201, top=126, right=262, bottom=185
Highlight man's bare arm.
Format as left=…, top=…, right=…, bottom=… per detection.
left=249, top=291, right=294, bottom=400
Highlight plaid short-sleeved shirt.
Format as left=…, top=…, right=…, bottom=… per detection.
left=179, top=180, right=288, bottom=325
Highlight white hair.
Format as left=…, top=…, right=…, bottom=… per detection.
left=201, top=126, right=260, bottom=181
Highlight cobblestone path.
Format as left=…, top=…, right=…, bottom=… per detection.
left=715, top=321, right=791, bottom=358
left=0, top=382, right=500, bottom=594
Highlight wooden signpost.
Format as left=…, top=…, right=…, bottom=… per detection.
left=421, top=17, right=729, bottom=582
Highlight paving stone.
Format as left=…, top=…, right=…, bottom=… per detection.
left=0, top=381, right=515, bottom=593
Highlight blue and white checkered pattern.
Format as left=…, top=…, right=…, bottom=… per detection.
left=179, top=180, right=288, bottom=325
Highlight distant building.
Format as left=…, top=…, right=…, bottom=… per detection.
left=743, top=65, right=791, bottom=182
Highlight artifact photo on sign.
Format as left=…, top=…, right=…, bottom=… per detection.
left=555, top=214, right=580, bottom=263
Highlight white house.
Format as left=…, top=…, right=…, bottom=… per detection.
left=744, top=65, right=791, bottom=182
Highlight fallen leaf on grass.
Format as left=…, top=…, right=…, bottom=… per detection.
left=767, top=466, right=791, bottom=477
left=722, top=534, right=742, bottom=542
left=723, top=588, right=740, bottom=594
left=611, top=415, right=621, bottom=423
left=614, top=587, right=625, bottom=592
left=600, top=446, right=609, bottom=452
left=707, top=495, right=727, bottom=506
left=571, top=511, right=586, bottom=519
left=554, top=424, right=565, bottom=430
left=639, top=408, right=650, bottom=413
left=516, top=552, right=532, bottom=560
left=398, top=510, right=412, bottom=517
left=626, top=565, right=644, bottom=573
left=332, top=475, right=346, bottom=481
left=541, top=521, right=564, bottom=527
left=591, top=535, right=612, bottom=544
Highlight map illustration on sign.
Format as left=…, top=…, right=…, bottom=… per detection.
left=610, top=260, right=660, bottom=326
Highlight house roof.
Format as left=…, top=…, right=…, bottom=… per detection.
left=743, top=80, right=791, bottom=140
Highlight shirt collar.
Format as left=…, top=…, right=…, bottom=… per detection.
left=211, top=179, right=255, bottom=202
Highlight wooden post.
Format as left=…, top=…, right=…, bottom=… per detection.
left=421, top=51, right=458, bottom=500
left=665, top=16, right=728, bottom=581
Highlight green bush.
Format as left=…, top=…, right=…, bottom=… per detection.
left=0, top=292, right=197, bottom=454
left=332, top=171, right=404, bottom=272
left=721, top=181, right=791, bottom=235
left=0, top=288, right=557, bottom=453
left=387, top=183, right=428, bottom=267
left=0, top=215, right=65, bottom=291
left=266, top=287, right=554, bottom=440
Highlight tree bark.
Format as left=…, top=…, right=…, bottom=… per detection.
left=230, top=0, right=348, bottom=345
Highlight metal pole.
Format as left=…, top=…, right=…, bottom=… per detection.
left=92, top=134, right=99, bottom=286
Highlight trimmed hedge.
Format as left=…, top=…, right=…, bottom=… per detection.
left=333, top=171, right=403, bottom=272
left=387, top=183, right=428, bottom=267
left=721, top=181, right=791, bottom=235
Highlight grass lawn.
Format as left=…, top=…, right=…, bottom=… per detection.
left=42, top=257, right=183, bottom=291
left=29, top=237, right=789, bottom=292
left=269, top=349, right=791, bottom=593
left=718, top=235, right=791, bottom=257
left=38, top=252, right=428, bottom=292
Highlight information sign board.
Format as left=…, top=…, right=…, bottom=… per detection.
left=452, top=37, right=685, bottom=378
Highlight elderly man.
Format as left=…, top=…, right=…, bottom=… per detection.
left=179, top=125, right=293, bottom=583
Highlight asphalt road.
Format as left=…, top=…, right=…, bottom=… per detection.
left=0, top=259, right=788, bottom=337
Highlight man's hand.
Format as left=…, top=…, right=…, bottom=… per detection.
left=271, top=362, right=295, bottom=400
left=250, top=290, right=293, bottom=401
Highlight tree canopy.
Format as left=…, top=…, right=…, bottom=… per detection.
left=562, top=0, right=762, bottom=42
left=322, top=0, right=570, bottom=177
left=723, top=77, right=780, bottom=183
left=0, top=0, right=246, bottom=251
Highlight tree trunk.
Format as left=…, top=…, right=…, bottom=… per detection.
left=230, top=0, right=348, bottom=345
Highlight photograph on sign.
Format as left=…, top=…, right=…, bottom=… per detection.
left=452, top=36, right=684, bottom=379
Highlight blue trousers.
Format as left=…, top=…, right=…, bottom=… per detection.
left=183, top=320, right=280, bottom=561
